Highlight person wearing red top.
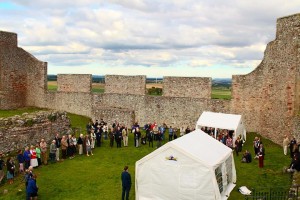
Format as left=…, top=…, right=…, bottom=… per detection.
left=30, top=145, right=38, bottom=168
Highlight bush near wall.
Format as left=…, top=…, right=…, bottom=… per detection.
left=147, top=87, right=162, bottom=95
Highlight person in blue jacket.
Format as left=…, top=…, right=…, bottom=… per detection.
left=27, top=174, right=38, bottom=200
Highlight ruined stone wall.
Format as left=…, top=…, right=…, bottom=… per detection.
left=0, top=31, right=47, bottom=109
left=294, top=116, right=300, bottom=140
left=92, top=107, right=135, bottom=128
left=92, top=93, right=145, bottom=127
left=92, top=93, right=230, bottom=129
left=163, top=76, right=211, bottom=99
left=57, top=74, right=92, bottom=93
left=0, top=31, right=17, bottom=46
left=231, top=13, right=300, bottom=144
left=0, top=111, right=70, bottom=153
left=105, top=75, right=146, bottom=95
left=42, top=91, right=92, bottom=118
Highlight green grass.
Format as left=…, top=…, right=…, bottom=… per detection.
left=0, top=112, right=292, bottom=200
left=0, top=107, right=46, bottom=118
left=47, top=85, right=57, bottom=91
left=47, top=84, right=105, bottom=93
left=1, top=134, right=153, bottom=200
left=211, top=88, right=231, bottom=100
left=229, top=133, right=291, bottom=199
left=92, top=88, right=105, bottom=93
left=67, top=113, right=91, bottom=134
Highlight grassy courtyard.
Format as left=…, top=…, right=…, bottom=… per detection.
left=0, top=111, right=292, bottom=200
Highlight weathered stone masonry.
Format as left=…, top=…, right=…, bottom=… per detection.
left=57, top=74, right=92, bottom=93
left=0, top=31, right=47, bottom=110
left=231, top=14, right=300, bottom=144
left=0, top=111, right=70, bottom=152
left=0, top=13, right=300, bottom=145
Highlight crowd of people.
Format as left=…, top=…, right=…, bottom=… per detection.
left=0, top=118, right=193, bottom=199
left=201, top=127, right=244, bottom=154
left=3, top=117, right=297, bottom=199
left=201, top=127, right=266, bottom=167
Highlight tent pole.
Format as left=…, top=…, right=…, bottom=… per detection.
left=214, top=128, right=217, bottom=139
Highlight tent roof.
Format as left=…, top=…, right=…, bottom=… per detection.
left=197, top=111, right=243, bottom=131
left=137, top=129, right=233, bottom=168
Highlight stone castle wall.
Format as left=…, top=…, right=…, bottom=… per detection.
left=0, top=31, right=17, bottom=46
left=0, top=111, right=70, bottom=153
left=42, top=91, right=92, bottom=118
left=92, top=93, right=230, bottom=129
left=0, top=31, right=47, bottom=110
left=105, top=75, right=146, bottom=95
left=163, top=76, right=211, bottom=98
left=231, top=14, right=300, bottom=144
left=1, top=13, right=300, bottom=145
left=92, top=107, right=135, bottom=128
left=57, top=74, right=92, bottom=93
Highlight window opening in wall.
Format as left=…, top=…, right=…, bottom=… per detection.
left=211, top=78, right=232, bottom=100
left=92, top=75, right=105, bottom=93
left=47, top=74, right=57, bottom=91
left=146, top=77, right=163, bottom=96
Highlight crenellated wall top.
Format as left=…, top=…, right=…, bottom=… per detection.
left=0, top=31, right=17, bottom=46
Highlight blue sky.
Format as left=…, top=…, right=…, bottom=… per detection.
left=0, top=0, right=300, bottom=78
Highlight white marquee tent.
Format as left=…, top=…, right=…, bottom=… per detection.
left=196, top=111, right=246, bottom=140
left=135, top=130, right=236, bottom=200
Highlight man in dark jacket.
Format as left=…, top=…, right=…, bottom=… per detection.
left=27, top=174, right=38, bottom=200
left=121, top=166, right=131, bottom=200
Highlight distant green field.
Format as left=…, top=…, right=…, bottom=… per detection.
left=47, top=85, right=57, bottom=91
left=47, top=82, right=104, bottom=93
left=212, top=88, right=231, bottom=100
left=92, top=88, right=105, bottom=93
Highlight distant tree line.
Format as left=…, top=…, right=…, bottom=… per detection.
left=47, top=75, right=164, bottom=84
left=47, top=75, right=231, bottom=89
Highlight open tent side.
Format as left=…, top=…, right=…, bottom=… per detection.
left=135, top=130, right=236, bottom=200
left=196, top=111, right=247, bottom=141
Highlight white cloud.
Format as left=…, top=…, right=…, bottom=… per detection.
left=1, top=0, right=300, bottom=78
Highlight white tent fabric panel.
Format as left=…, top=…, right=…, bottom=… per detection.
left=197, top=111, right=241, bottom=130
left=171, top=130, right=233, bottom=169
left=135, top=129, right=237, bottom=200
left=196, top=111, right=246, bottom=140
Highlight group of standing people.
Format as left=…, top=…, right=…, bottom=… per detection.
left=201, top=127, right=244, bottom=153
left=253, top=137, right=265, bottom=168
left=0, top=153, right=38, bottom=199
left=104, top=120, right=189, bottom=149
left=106, top=121, right=129, bottom=148
left=1, top=138, right=52, bottom=186
left=283, top=135, right=300, bottom=173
